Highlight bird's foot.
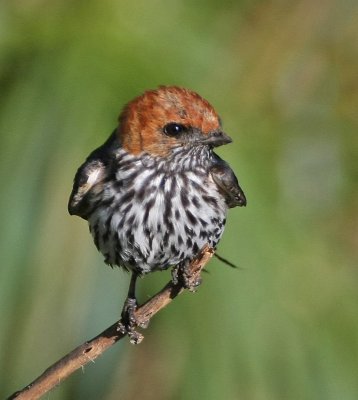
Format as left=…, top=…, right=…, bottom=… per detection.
left=172, top=262, right=202, bottom=292
left=117, top=297, right=144, bottom=344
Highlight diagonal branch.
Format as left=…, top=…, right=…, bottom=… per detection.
left=8, top=245, right=214, bottom=400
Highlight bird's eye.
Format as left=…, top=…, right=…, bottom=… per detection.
left=163, top=123, right=186, bottom=137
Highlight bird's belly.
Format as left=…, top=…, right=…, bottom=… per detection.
left=89, top=172, right=227, bottom=274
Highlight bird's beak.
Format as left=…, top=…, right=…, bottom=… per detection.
left=200, top=131, right=232, bottom=147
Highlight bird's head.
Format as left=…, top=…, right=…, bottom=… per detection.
left=117, top=86, right=232, bottom=157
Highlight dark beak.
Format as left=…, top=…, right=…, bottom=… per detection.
left=201, top=131, right=232, bottom=147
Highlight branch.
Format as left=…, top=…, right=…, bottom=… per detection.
left=8, top=245, right=214, bottom=400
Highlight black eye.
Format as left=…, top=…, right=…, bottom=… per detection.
left=163, top=123, right=186, bottom=137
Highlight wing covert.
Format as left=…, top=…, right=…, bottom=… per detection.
left=210, top=156, right=247, bottom=208
left=68, top=130, right=118, bottom=219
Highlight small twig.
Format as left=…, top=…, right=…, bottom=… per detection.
left=8, top=245, right=214, bottom=400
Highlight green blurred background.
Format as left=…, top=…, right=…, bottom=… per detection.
left=1, top=0, right=357, bottom=399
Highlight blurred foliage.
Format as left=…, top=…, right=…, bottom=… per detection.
left=0, top=0, right=357, bottom=399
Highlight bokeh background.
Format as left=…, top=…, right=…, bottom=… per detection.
left=1, top=0, right=357, bottom=399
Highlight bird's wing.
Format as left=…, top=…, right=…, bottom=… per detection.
left=68, top=130, right=118, bottom=220
left=210, top=155, right=247, bottom=208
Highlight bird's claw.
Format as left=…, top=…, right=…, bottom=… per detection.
left=172, top=263, right=202, bottom=292
left=117, top=297, right=144, bottom=344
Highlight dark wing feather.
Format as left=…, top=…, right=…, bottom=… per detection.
left=210, top=155, right=247, bottom=208
left=68, top=130, right=118, bottom=220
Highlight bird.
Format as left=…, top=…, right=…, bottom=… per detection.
left=68, top=86, right=246, bottom=337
